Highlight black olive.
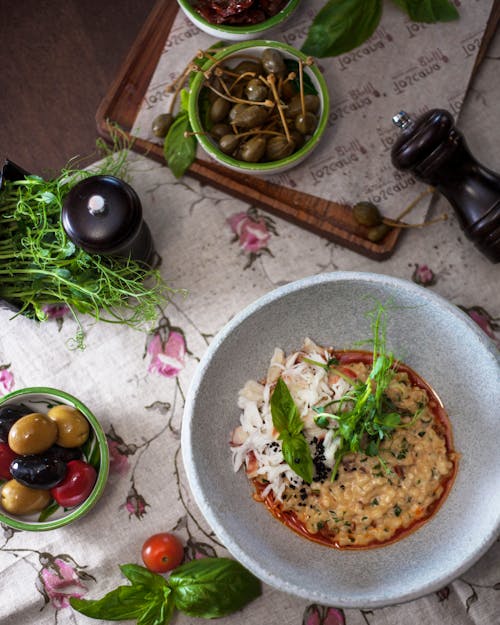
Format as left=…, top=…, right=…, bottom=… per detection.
left=10, top=454, right=67, bottom=490
left=45, top=444, right=83, bottom=463
left=353, top=202, right=382, bottom=227
left=0, top=404, right=32, bottom=442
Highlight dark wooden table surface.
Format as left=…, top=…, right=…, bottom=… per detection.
left=0, top=0, right=156, bottom=176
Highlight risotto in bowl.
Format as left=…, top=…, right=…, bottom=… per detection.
left=182, top=272, right=500, bottom=607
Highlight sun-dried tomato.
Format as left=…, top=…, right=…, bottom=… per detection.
left=195, top=0, right=288, bottom=25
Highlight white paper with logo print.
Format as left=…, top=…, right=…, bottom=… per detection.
left=132, top=1, right=494, bottom=223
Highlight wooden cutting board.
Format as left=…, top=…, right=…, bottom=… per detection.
left=96, top=0, right=499, bottom=261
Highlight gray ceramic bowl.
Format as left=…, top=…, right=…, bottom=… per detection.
left=182, top=272, right=500, bottom=608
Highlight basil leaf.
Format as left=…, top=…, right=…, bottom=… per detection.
left=169, top=557, right=261, bottom=618
left=119, top=564, right=169, bottom=591
left=301, top=0, right=383, bottom=58
left=391, top=0, right=459, bottom=22
left=271, top=377, right=303, bottom=436
left=70, top=586, right=151, bottom=620
left=164, top=112, right=196, bottom=178
left=283, top=59, right=318, bottom=95
left=282, top=434, right=314, bottom=483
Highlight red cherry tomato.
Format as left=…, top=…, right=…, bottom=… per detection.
left=50, top=459, right=97, bottom=508
left=141, top=533, right=184, bottom=573
left=0, top=442, right=18, bottom=480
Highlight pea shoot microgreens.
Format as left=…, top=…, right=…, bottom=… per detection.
left=0, top=134, right=174, bottom=349
left=312, top=304, right=411, bottom=480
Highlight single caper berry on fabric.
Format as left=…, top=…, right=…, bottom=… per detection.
left=152, top=113, right=174, bottom=138
left=367, top=223, right=391, bottom=242
left=353, top=201, right=382, bottom=227
left=295, top=112, right=318, bottom=135
left=210, top=97, right=232, bottom=123
left=261, top=48, right=286, bottom=76
left=219, top=134, right=240, bottom=155
left=287, top=94, right=320, bottom=118
left=266, top=135, right=296, bottom=161
left=240, top=136, right=267, bottom=163
left=245, top=79, right=269, bottom=102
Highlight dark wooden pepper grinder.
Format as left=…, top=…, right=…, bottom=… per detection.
left=62, top=175, right=155, bottom=265
left=391, top=109, right=500, bottom=263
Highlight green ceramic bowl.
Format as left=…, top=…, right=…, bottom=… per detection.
left=188, top=40, right=330, bottom=176
left=0, top=388, right=109, bottom=531
left=177, top=0, right=300, bottom=41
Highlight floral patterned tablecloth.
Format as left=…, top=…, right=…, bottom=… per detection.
left=1, top=21, right=500, bottom=625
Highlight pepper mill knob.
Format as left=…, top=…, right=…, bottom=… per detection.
left=391, top=109, right=500, bottom=263
left=62, top=175, right=155, bottom=265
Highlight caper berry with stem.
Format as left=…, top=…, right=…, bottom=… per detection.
left=353, top=202, right=382, bottom=227
left=211, top=123, right=232, bottom=140
left=210, top=97, right=232, bottom=123
left=152, top=113, right=174, bottom=139
left=295, top=112, right=318, bottom=135
left=266, top=135, right=296, bottom=161
left=240, top=136, right=267, bottom=163
left=261, top=48, right=286, bottom=76
left=245, top=79, right=269, bottom=102
left=219, top=134, right=240, bottom=155
left=367, top=223, right=391, bottom=242
left=287, top=94, right=320, bottom=118
left=233, top=60, right=263, bottom=75
left=231, top=104, right=270, bottom=129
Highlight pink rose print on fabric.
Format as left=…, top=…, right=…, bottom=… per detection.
left=227, top=207, right=277, bottom=268
left=106, top=425, right=137, bottom=476
left=123, top=484, right=149, bottom=519
left=0, top=365, right=14, bottom=396
left=37, top=553, right=95, bottom=610
left=303, top=604, right=345, bottom=625
left=147, top=331, right=186, bottom=378
left=412, top=263, right=436, bottom=286
left=459, top=305, right=500, bottom=348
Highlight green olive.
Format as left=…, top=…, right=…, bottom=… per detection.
left=152, top=113, right=174, bottom=139
left=1, top=480, right=52, bottom=515
left=232, top=60, right=263, bottom=76
left=47, top=405, right=90, bottom=448
left=211, top=123, right=232, bottom=140
left=8, top=413, right=58, bottom=455
left=266, top=135, right=295, bottom=161
left=261, top=48, right=285, bottom=76
left=286, top=94, right=321, bottom=118
left=210, top=97, right=231, bottom=123
left=367, top=223, right=391, bottom=242
left=245, top=79, right=268, bottom=103
left=353, top=202, right=382, bottom=227
left=239, top=136, right=267, bottom=163
left=295, top=112, right=318, bottom=135
left=231, top=105, right=270, bottom=129
left=219, top=134, right=240, bottom=155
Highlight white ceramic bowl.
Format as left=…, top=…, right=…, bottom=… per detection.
left=177, top=0, right=300, bottom=41
left=0, top=387, right=109, bottom=531
left=182, top=272, right=500, bottom=608
left=188, top=40, right=330, bottom=176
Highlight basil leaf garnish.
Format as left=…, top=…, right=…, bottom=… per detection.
left=271, top=378, right=314, bottom=482
left=169, top=557, right=261, bottom=618
left=302, top=0, right=383, bottom=58
left=391, top=0, right=459, bottom=22
left=119, top=564, right=167, bottom=589
left=70, top=585, right=160, bottom=621
left=163, top=112, right=196, bottom=179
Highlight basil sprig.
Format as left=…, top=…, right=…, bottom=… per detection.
left=271, top=377, right=314, bottom=483
left=70, top=558, right=261, bottom=624
left=302, top=0, right=458, bottom=58
left=163, top=89, right=196, bottom=179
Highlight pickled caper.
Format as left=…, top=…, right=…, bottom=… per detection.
left=245, top=79, right=268, bottom=103
left=286, top=94, right=320, bottom=118
left=353, top=202, right=382, bottom=227
left=367, top=224, right=391, bottom=242
left=295, top=112, right=318, bottom=135
left=266, top=136, right=295, bottom=161
left=233, top=60, right=263, bottom=75
left=210, top=97, right=232, bottom=123
left=261, top=48, right=285, bottom=76
left=289, top=129, right=305, bottom=151
left=152, top=113, right=174, bottom=139
left=231, top=105, right=270, bottom=129
left=219, top=134, right=240, bottom=155
left=211, top=123, right=232, bottom=140
left=240, top=136, right=267, bottom=163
